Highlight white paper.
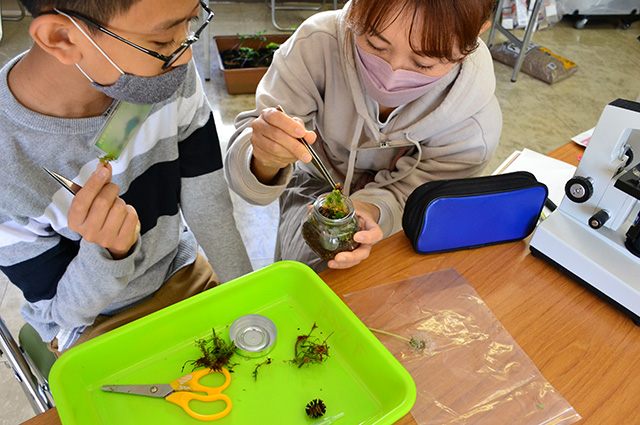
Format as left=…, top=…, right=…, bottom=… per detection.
left=545, top=2, right=558, bottom=18
left=515, top=0, right=529, bottom=27
left=571, top=127, right=595, bottom=147
left=492, top=148, right=577, bottom=211
left=502, top=17, right=514, bottom=30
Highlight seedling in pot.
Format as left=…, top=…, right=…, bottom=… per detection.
left=220, top=30, right=282, bottom=69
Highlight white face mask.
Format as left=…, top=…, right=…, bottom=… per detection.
left=57, top=9, right=188, bottom=105
left=355, top=42, right=443, bottom=108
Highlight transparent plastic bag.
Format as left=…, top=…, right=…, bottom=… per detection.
left=343, top=268, right=581, bottom=425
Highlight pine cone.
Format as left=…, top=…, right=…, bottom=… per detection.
left=305, top=398, right=327, bottom=419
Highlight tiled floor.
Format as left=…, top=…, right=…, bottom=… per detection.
left=1, top=1, right=639, bottom=423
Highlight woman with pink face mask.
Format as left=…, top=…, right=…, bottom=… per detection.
left=225, top=0, right=501, bottom=272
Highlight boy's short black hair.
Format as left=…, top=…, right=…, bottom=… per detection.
left=21, top=0, right=141, bottom=26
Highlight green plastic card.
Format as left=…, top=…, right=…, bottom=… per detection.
left=94, top=101, right=151, bottom=161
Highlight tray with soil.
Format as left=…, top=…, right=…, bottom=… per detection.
left=214, top=32, right=291, bottom=94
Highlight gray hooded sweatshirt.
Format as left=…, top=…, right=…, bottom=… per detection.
left=225, top=5, right=502, bottom=259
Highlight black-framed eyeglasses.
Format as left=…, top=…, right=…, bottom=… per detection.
left=53, top=0, right=213, bottom=70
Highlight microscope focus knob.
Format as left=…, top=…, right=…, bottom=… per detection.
left=565, top=176, right=594, bottom=203
left=589, top=210, right=610, bottom=229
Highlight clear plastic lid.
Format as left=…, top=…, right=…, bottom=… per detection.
left=229, top=314, right=277, bottom=358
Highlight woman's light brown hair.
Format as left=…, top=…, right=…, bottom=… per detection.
left=345, top=0, right=496, bottom=62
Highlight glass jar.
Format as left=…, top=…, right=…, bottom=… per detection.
left=301, top=192, right=360, bottom=261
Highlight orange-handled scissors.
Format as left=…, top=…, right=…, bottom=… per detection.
left=101, top=368, right=232, bottom=421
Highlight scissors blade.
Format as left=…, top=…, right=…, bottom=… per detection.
left=275, top=105, right=340, bottom=191
left=101, top=384, right=174, bottom=398
left=42, top=167, right=82, bottom=196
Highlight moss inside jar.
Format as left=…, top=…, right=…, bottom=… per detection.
left=302, top=190, right=360, bottom=261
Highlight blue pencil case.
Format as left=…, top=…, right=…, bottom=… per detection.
left=402, top=171, right=548, bottom=254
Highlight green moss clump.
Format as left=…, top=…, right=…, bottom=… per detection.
left=289, top=323, right=332, bottom=368
left=98, top=153, right=117, bottom=164
left=320, top=189, right=348, bottom=219
left=182, top=328, right=239, bottom=373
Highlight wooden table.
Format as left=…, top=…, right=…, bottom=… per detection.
left=24, top=142, right=640, bottom=425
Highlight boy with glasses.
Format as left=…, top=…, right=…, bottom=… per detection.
left=0, top=0, right=251, bottom=355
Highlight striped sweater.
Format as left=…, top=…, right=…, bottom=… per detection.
left=0, top=54, right=252, bottom=345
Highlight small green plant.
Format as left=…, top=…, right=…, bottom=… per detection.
left=319, top=189, right=349, bottom=219
left=220, top=30, right=283, bottom=70
left=182, top=328, right=239, bottom=372
left=237, top=46, right=260, bottom=66
left=98, top=153, right=116, bottom=164
left=289, top=323, right=332, bottom=368
left=252, top=357, right=272, bottom=381
left=265, top=42, right=281, bottom=57
left=265, top=42, right=280, bottom=51
left=238, top=29, right=268, bottom=45
left=235, top=30, right=272, bottom=59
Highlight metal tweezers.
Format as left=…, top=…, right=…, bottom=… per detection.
left=42, top=166, right=82, bottom=195
left=276, top=105, right=339, bottom=191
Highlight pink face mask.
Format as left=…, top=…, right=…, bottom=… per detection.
left=355, top=42, right=443, bottom=108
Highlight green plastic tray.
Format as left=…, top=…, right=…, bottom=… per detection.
left=50, top=261, right=416, bottom=424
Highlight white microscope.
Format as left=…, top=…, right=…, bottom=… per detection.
left=530, top=98, right=640, bottom=326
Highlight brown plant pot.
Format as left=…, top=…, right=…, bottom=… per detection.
left=214, top=34, right=291, bottom=95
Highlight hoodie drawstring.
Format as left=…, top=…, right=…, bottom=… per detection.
left=342, top=115, right=365, bottom=196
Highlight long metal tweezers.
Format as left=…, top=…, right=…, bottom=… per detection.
left=276, top=105, right=339, bottom=191
left=42, top=166, right=82, bottom=196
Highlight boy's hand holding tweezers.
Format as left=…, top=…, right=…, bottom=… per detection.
left=44, top=163, right=140, bottom=259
